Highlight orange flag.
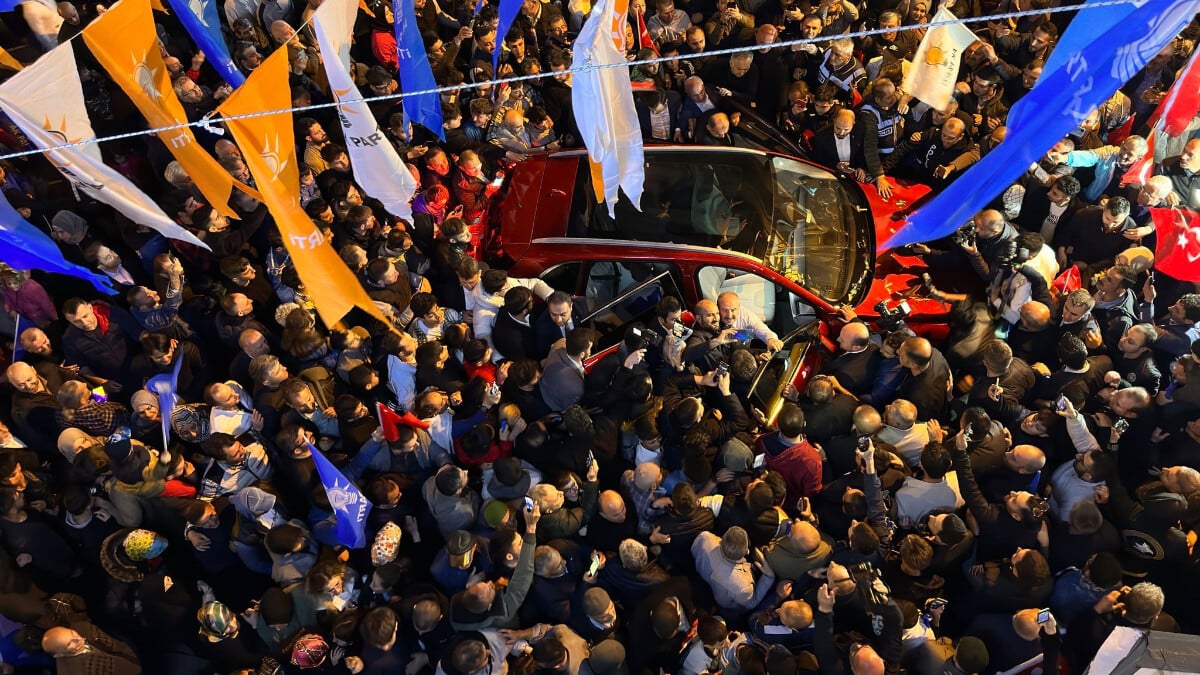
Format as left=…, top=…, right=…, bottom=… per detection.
left=82, top=0, right=257, bottom=218
left=215, top=48, right=391, bottom=330
left=0, top=45, right=22, bottom=72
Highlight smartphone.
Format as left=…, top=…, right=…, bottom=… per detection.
left=1113, top=418, right=1130, bottom=434
left=587, top=552, right=601, bottom=577
left=753, top=453, right=766, bottom=469
left=499, top=419, right=509, bottom=434
left=487, top=381, right=500, bottom=396
left=857, top=435, right=871, bottom=451
left=1055, top=395, right=1069, bottom=412
left=672, top=321, right=688, bottom=339
left=733, top=329, right=754, bottom=341
left=586, top=449, right=595, bottom=470
left=523, top=496, right=536, bottom=513
left=963, top=426, right=975, bottom=443
left=715, top=361, right=730, bottom=377
left=795, top=496, right=808, bottom=512
left=929, top=598, right=948, bottom=610
left=490, top=170, right=505, bottom=188
left=1037, top=608, right=1051, bottom=624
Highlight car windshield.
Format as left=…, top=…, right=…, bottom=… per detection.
left=578, top=151, right=862, bottom=303
left=766, top=157, right=860, bottom=303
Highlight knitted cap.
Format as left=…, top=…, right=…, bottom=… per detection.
left=56, top=427, right=96, bottom=460
left=131, top=389, right=159, bottom=412
left=197, top=601, right=239, bottom=642
left=954, top=637, right=989, bottom=673
left=482, top=499, right=509, bottom=528
left=123, top=528, right=167, bottom=561
left=371, top=521, right=403, bottom=567
left=937, top=514, right=969, bottom=546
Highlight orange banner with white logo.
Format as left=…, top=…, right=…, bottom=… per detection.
left=82, top=0, right=257, bottom=218
left=215, top=48, right=391, bottom=330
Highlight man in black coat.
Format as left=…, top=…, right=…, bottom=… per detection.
left=894, top=337, right=952, bottom=422
left=491, top=286, right=537, bottom=362
left=534, top=291, right=586, bottom=361
left=810, top=108, right=885, bottom=186
left=821, top=321, right=880, bottom=397
left=634, top=87, right=682, bottom=143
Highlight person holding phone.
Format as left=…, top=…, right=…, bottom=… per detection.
left=448, top=499, right=541, bottom=632
left=753, top=402, right=823, bottom=504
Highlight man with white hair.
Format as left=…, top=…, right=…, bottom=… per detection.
left=691, top=526, right=777, bottom=616
left=716, top=291, right=783, bottom=353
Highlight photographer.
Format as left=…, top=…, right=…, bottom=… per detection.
left=986, top=231, right=1059, bottom=329
left=912, top=209, right=1018, bottom=282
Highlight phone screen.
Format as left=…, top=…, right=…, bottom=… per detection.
left=587, top=553, right=601, bottom=576
left=1037, top=609, right=1051, bottom=624
left=524, top=496, right=535, bottom=512
left=753, top=453, right=766, bottom=469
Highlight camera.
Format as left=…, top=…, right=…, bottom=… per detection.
left=952, top=221, right=977, bottom=249
left=874, top=300, right=911, bottom=332
left=631, top=326, right=659, bottom=346
left=996, top=240, right=1028, bottom=270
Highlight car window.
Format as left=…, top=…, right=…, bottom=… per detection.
left=695, top=266, right=816, bottom=337
left=574, top=153, right=772, bottom=253
left=581, top=263, right=683, bottom=351
left=539, top=262, right=582, bottom=295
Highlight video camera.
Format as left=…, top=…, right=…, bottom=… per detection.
left=874, top=299, right=911, bottom=333
left=952, top=221, right=977, bottom=249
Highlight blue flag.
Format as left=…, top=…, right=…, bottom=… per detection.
left=0, top=193, right=114, bottom=293
left=0, top=0, right=21, bottom=12
left=309, top=443, right=373, bottom=548
left=394, top=0, right=445, bottom=140
left=881, top=0, right=1200, bottom=251
left=146, top=350, right=184, bottom=448
left=165, top=0, right=246, bottom=89
left=493, top=0, right=523, bottom=74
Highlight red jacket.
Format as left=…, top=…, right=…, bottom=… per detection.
left=757, top=434, right=823, bottom=504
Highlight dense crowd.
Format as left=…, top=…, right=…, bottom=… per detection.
left=1, top=0, right=1200, bottom=673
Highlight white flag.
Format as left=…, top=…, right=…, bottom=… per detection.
left=0, top=44, right=208, bottom=249
left=313, top=0, right=416, bottom=221
left=902, top=8, right=978, bottom=112
left=572, top=0, right=644, bottom=217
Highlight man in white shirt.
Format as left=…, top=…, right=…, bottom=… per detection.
left=386, top=332, right=420, bottom=412
left=876, top=400, right=930, bottom=467
left=459, top=267, right=554, bottom=346
left=691, top=526, right=776, bottom=617
left=717, top=291, right=783, bottom=352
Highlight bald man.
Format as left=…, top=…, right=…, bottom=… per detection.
left=810, top=108, right=885, bottom=184
left=716, top=291, right=783, bottom=352
left=586, top=489, right=638, bottom=554
left=42, top=624, right=141, bottom=675
left=16, top=326, right=78, bottom=391
left=763, top=519, right=831, bottom=580
left=5, top=361, right=63, bottom=449
left=1007, top=300, right=1058, bottom=368
left=822, top=320, right=880, bottom=396
left=885, top=115, right=980, bottom=187
left=894, top=337, right=952, bottom=421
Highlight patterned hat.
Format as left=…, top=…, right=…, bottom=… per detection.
left=123, top=528, right=167, bottom=561
left=289, top=632, right=329, bottom=668
left=371, top=521, right=403, bottom=567
left=197, top=601, right=239, bottom=642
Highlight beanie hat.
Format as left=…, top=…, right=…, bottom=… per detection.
left=954, top=636, right=989, bottom=673
left=482, top=499, right=509, bottom=528
left=123, top=528, right=167, bottom=561
left=371, top=521, right=403, bottom=567
left=131, top=389, right=158, bottom=412
left=198, top=601, right=239, bottom=642
left=938, top=514, right=969, bottom=546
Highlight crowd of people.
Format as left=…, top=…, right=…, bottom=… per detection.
left=1, top=0, right=1200, bottom=673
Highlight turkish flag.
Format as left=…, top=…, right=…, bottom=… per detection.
left=1149, top=207, right=1200, bottom=281
left=635, top=11, right=656, bottom=52
left=376, top=401, right=430, bottom=441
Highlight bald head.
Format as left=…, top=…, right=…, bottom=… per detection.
left=837, top=322, right=871, bottom=352
left=19, top=327, right=52, bottom=355
left=850, top=644, right=885, bottom=675
left=633, top=462, right=662, bottom=491
left=599, top=490, right=626, bottom=522
left=1019, top=301, right=1051, bottom=330
left=853, top=404, right=883, bottom=434
left=695, top=299, right=720, bottom=331
left=238, top=329, right=268, bottom=357
left=788, top=520, right=822, bottom=553
left=1010, top=445, right=1046, bottom=474
left=943, top=117, right=966, bottom=136
left=899, top=337, right=932, bottom=372
left=5, top=362, right=43, bottom=394
left=1012, top=609, right=1042, bottom=641
left=42, top=626, right=84, bottom=656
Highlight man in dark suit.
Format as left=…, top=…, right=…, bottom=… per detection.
left=1016, top=175, right=1084, bottom=256
left=634, top=87, right=682, bottom=143
left=491, top=286, right=537, bottom=362
left=894, top=337, right=952, bottom=422
left=821, top=320, right=880, bottom=397
left=810, top=108, right=885, bottom=188
left=534, top=291, right=586, bottom=360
